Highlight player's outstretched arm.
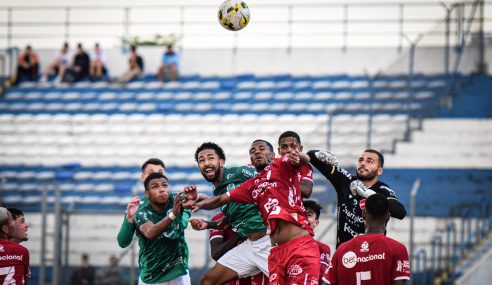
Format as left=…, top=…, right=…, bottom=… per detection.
left=117, top=196, right=140, bottom=248
left=307, top=150, right=339, bottom=177
left=192, top=194, right=231, bottom=212
left=139, top=192, right=184, bottom=240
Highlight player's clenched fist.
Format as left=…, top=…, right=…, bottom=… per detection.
left=189, top=218, right=208, bottom=230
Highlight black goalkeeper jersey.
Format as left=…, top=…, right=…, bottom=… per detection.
left=307, top=150, right=406, bottom=248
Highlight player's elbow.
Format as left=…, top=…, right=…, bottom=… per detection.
left=141, top=230, right=158, bottom=240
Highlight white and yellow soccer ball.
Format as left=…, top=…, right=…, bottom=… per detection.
left=218, top=0, right=250, bottom=31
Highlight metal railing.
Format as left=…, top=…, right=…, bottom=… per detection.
left=0, top=1, right=490, bottom=50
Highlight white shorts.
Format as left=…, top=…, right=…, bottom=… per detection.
left=218, top=234, right=271, bottom=278
left=138, top=272, right=190, bottom=285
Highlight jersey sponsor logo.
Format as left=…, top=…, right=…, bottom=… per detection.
left=342, top=251, right=386, bottom=268
left=269, top=273, right=278, bottom=283
left=0, top=255, right=23, bottom=261
left=396, top=260, right=410, bottom=274
left=341, top=205, right=364, bottom=224
left=320, top=252, right=331, bottom=262
left=337, top=167, right=352, bottom=180
left=343, top=223, right=359, bottom=237
left=342, top=251, right=357, bottom=268
left=359, top=199, right=366, bottom=210
left=360, top=241, right=369, bottom=252
left=264, top=198, right=281, bottom=215
left=287, top=264, right=303, bottom=277
left=242, top=169, right=255, bottom=177
left=226, top=183, right=236, bottom=191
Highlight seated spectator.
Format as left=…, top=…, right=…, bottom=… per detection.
left=118, top=45, right=143, bottom=83
left=90, top=43, right=107, bottom=80
left=71, top=253, right=95, bottom=285
left=157, top=44, right=178, bottom=82
left=15, top=45, right=39, bottom=84
left=41, top=42, right=70, bottom=82
left=97, top=255, right=122, bottom=285
left=64, top=43, right=90, bottom=83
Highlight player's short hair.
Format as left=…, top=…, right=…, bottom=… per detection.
left=278, top=131, right=301, bottom=145
left=195, top=142, right=226, bottom=162
left=141, top=158, right=166, bottom=173
left=365, top=193, right=389, bottom=217
left=0, top=207, right=9, bottom=227
left=364, top=149, right=384, bottom=167
left=252, top=139, right=274, bottom=152
left=144, top=172, right=168, bottom=191
left=303, top=200, right=323, bottom=220
left=7, top=208, right=24, bottom=220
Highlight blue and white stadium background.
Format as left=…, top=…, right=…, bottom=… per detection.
left=0, top=0, right=491, bottom=285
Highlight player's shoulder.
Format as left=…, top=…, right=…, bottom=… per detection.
left=0, top=240, right=29, bottom=253
left=373, top=181, right=397, bottom=197
left=316, top=240, right=331, bottom=253
left=383, top=235, right=407, bottom=248
left=227, top=165, right=256, bottom=177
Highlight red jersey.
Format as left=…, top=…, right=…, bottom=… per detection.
left=229, top=156, right=313, bottom=236
left=0, top=239, right=30, bottom=285
left=298, top=164, right=313, bottom=183
left=209, top=213, right=239, bottom=243
left=317, top=240, right=331, bottom=283
left=325, top=234, right=410, bottom=285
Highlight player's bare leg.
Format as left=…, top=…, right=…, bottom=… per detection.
left=200, top=263, right=239, bottom=285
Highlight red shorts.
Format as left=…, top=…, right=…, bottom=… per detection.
left=268, top=235, right=320, bottom=285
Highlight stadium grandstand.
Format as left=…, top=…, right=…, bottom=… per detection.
left=0, top=0, right=491, bottom=284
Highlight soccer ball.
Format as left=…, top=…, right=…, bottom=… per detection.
left=218, top=0, right=250, bottom=31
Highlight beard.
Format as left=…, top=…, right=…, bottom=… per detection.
left=201, top=163, right=222, bottom=182
left=356, top=168, right=378, bottom=181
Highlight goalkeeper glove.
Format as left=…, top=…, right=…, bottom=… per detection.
left=350, top=180, right=376, bottom=198
left=315, top=150, right=339, bottom=167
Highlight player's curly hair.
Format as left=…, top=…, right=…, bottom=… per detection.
left=195, top=142, right=226, bottom=162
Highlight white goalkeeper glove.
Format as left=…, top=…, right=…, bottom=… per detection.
left=350, top=180, right=376, bottom=198
left=315, top=150, right=339, bottom=167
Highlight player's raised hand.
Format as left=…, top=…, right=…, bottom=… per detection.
left=315, top=150, right=339, bottom=166
left=172, top=192, right=184, bottom=216
left=350, top=180, right=376, bottom=198
left=126, top=196, right=141, bottom=222
left=288, top=149, right=301, bottom=165
left=189, top=218, right=208, bottom=230
left=183, top=185, right=198, bottom=202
